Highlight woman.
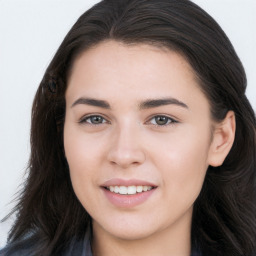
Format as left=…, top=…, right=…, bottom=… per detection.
left=1, top=0, right=255, bottom=255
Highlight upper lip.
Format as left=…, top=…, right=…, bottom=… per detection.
left=101, top=178, right=157, bottom=187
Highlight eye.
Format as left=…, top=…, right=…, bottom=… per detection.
left=79, top=115, right=108, bottom=125
left=149, top=115, right=177, bottom=126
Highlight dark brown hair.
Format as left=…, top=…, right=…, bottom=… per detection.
left=2, top=0, right=256, bottom=255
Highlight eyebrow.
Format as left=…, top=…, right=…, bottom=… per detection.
left=71, top=97, right=188, bottom=110
left=139, top=98, right=188, bottom=110
left=71, top=97, right=111, bottom=109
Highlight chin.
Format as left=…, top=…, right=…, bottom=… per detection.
left=93, top=215, right=165, bottom=241
left=107, top=226, right=157, bottom=241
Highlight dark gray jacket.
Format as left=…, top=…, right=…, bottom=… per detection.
left=0, top=229, right=92, bottom=256
left=0, top=228, right=202, bottom=256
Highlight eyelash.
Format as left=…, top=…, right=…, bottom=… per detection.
left=79, top=114, right=178, bottom=127
left=79, top=115, right=109, bottom=125
left=147, top=115, right=178, bottom=126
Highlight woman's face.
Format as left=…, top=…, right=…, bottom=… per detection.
left=64, top=40, right=215, bottom=240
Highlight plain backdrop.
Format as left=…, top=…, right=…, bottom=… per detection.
left=0, top=0, right=255, bottom=248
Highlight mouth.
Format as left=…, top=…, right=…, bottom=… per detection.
left=101, top=179, right=157, bottom=207
left=104, top=185, right=156, bottom=195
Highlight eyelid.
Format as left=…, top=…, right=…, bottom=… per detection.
left=145, top=114, right=179, bottom=126
left=78, top=114, right=110, bottom=125
left=78, top=113, right=179, bottom=126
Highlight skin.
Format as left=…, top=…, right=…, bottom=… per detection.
left=64, top=40, right=235, bottom=256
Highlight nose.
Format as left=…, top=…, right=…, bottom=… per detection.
left=107, top=124, right=146, bottom=168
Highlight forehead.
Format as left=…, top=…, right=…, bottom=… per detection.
left=69, top=40, right=195, bottom=80
left=66, top=40, right=209, bottom=111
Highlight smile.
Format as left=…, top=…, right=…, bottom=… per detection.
left=101, top=179, right=157, bottom=207
left=106, top=185, right=154, bottom=195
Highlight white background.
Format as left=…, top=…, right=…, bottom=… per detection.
left=0, top=0, right=255, bottom=248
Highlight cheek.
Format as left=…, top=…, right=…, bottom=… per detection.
left=65, top=137, right=100, bottom=170
left=63, top=124, right=104, bottom=198
left=64, top=135, right=105, bottom=217
left=149, top=129, right=210, bottom=200
left=64, top=121, right=107, bottom=170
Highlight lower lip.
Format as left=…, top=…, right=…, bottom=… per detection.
left=102, top=187, right=156, bottom=208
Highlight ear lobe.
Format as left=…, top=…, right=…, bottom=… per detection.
left=208, top=111, right=236, bottom=167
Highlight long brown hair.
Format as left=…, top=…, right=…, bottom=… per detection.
left=3, top=0, right=256, bottom=255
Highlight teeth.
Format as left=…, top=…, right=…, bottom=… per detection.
left=127, top=186, right=136, bottom=195
left=119, top=186, right=127, bottom=195
left=137, top=186, right=143, bottom=193
left=107, top=185, right=153, bottom=195
left=114, top=186, right=119, bottom=193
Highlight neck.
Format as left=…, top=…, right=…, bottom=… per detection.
left=92, top=211, right=192, bottom=256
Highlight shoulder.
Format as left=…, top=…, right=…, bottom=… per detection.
left=190, top=249, right=256, bottom=256
left=190, top=249, right=202, bottom=256
left=0, top=231, right=92, bottom=256
left=0, top=235, right=37, bottom=256
left=0, top=243, right=32, bottom=256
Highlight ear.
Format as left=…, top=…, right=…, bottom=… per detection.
left=208, top=111, right=236, bottom=167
